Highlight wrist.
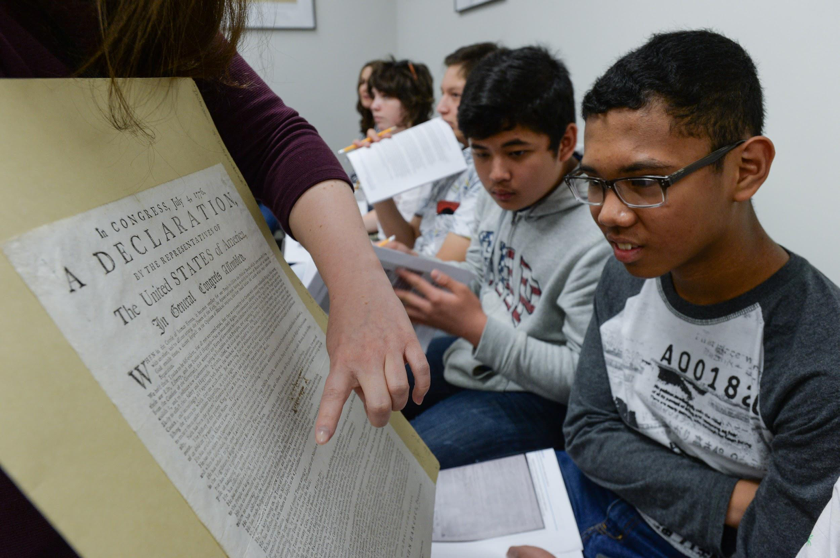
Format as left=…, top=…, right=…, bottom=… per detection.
left=324, top=251, right=385, bottom=297
left=461, top=311, right=487, bottom=347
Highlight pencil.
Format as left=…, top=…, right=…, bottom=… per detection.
left=376, top=235, right=396, bottom=247
left=338, top=127, right=396, bottom=154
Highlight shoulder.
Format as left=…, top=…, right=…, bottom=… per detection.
left=593, top=258, right=647, bottom=322
left=756, top=253, right=840, bottom=423
left=762, top=253, right=840, bottom=351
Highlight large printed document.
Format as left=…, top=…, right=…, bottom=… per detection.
left=4, top=164, right=434, bottom=557
left=0, top=78, right=437, bottom=558
left=431, top=450, right=583, bottom=558
left=347, top=118, right=467, bottom=204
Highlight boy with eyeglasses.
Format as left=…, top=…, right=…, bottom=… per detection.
left=395, top=46, right=610, bottom=468
left=510, top=30, right=840, bottom=558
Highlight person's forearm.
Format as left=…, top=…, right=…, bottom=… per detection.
left=565, top=317, right=738, bottom=555
left=434, top=233, right=471, bottom=262
left=362, top=209, right=379, bottom=234
left=453, top=311, right=487, bottom=347
left=473, top=318, right=579, bottom=403
left=290, top=180, right=383, bottom=292
left=288, top=180, right=430, bottom=442
left=567, top=408, right=739, bottom=553
left=372, top=199, right=418, bottom=247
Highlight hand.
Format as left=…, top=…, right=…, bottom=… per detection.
left=394, top=268, right=487, bottom=346
left=351, top=127, right=394, bottom=149
left=315, top=263, right=430, bottom=444
left=507, top=546, right=556, bottom=558
left=384, top=240, right=417, bottom=255
left=290, top=180, right=430, bottom=445
left=725, top=479, right=760, bottom=527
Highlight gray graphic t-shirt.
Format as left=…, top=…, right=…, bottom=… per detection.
left=601, top=278, right=774, bottom=557
left=564, top=254, right=840, bottom=558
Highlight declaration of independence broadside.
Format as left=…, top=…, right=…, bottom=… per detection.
left=3, top=164, right=434, bottom=558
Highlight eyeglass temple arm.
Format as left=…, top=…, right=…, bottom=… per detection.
left=666, top=140, right=747, bottom=185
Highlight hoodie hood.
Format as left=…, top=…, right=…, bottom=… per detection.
left=518, top=179, right=580, bottom=219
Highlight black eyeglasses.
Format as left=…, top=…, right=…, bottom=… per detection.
left=565, top=140, right=747, bottom=208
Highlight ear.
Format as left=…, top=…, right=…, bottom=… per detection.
left=557, top=123, right=578, bottom=163
left=732, top=136, right=775, bottom=202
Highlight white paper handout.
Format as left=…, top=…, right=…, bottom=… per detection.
left=433, top=454, right=544, bottom=541
left=372, top=244, right=477, bottom=287
left=431, top=449, right=583, bottom=558
left=304, top=246, right=476, bottom=351
left=347, top=118, right=467, bottom=204
left=3, top=164, right=435, bottom=558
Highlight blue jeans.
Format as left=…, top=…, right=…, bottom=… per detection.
left=555, top=451, right=687, bottom=558
left=403, top=336, right=567, bottom=469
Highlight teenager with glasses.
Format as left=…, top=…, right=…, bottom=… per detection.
left=510, top=30, right=840, bottom=558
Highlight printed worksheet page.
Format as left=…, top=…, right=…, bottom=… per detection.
left=347, top=118, right=467, bottom=204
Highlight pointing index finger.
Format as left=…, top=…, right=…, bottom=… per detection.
left=314, top=369, right=353, bottom=444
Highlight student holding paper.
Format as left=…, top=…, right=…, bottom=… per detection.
left=397, top=47, right=611, bottom=468
left=372, top=43, right=500, bottom=261
left=514, top=30, right=840, bottom=558
left=0, top=2, right=431, bottom=554
left=359, top=58, right=435, bottom=235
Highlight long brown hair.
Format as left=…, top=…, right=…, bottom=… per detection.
left=356, top=60, right=383, bottom=135
left=78, top=0, right=248, bottom=134
left=368, top=57, right=434, bottom=128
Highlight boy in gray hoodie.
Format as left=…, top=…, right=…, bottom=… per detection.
left=396, top=46, right=610, bottom=469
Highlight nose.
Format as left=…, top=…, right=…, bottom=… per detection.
left=596, top=188, right=636, bottom=229
left=371, top=97, right=381, bottom=111
left=488, top=157, right=511, bottom=183
left=436, top=97, right=448, bottom=115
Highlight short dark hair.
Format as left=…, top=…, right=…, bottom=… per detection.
left=444, top=42, right=500, bottom=79
left=368, top=57, right=434, bottom=127
left=458, top=46, right=575, bottom=152
left=582, top=29, right=764, bottom=154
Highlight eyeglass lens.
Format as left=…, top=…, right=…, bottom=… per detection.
left=570, top=177, right=666, bottom=207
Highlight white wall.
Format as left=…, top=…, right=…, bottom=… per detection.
left=237, top=0, right=840, bottom=283
left=395, top=0, right=840, bottom=284
left=238, top=0, right=397, bottom=169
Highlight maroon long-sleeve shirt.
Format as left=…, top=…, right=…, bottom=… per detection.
left=1, top=3, right=350, bottom=556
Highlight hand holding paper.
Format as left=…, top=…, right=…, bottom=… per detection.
left=384, top=239, right=417, bottom=255
left=396, top=268, right=487, bottom=347
left=341, top=126, right=396, bottom=154
left=346, top=118, right=467, bottom=204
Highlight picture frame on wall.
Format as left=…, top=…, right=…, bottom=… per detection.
left=455, top=0, right=503, bottom=13
left=247, top=0, right=316, bottom=30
